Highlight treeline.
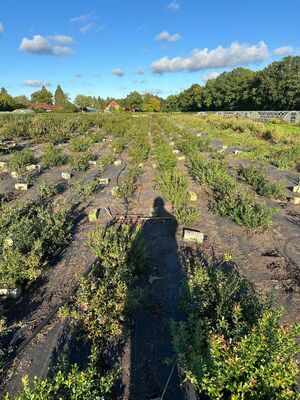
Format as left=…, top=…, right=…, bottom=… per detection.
left=163, top=56, right=300, bottom=112
left=1, top=56, right=299, bottom=113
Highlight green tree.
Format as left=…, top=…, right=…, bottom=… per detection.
left=162, top=94, right=180, bottom=112
left=54, top=85, right=69, bottom=106
left=74, top=94, right=94, bottom=109
left=124, top=91, right=143, bottom=111
left=14, top=95, right=30, bottom=109
left=249, top=56, right=300, bottom=110
left=31, top=86, right=53, bottom=104
left=0, top=88, right=16, bottom=111
left=178, top=84, right=203, bottom=111
left=204, top=68, right=255, bottom=110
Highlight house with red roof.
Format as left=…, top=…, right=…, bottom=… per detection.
left=104, top=100, right=122, bottom=113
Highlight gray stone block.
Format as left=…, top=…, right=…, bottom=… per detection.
left=62, top=172, right=71, bottom=180
left=183, top=228, right=204, bottom=244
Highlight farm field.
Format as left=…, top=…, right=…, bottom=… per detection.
left=0, top=113, right=299, bottom=399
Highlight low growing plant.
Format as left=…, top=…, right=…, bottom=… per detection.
left=3, top=346, right=119, bottom=400
left=37, top=179, right=60, bottom=198
left=70, top=179, right=100, bottom=199
left=70, top=152, right=94, bottom=171
left=0, top=201, right=73, bottom=288
left=154, top=169, right=200, bottom=225
left=9, top=148, right=37, bottom=173
left=118, top=165, right=141, bottom=199
left=172, top=254, right=300, bottom=400
left=41, top=143, right=67, bottom=168
left=63, top=223, right=148, bottom=342
left=239, top=164, right=285, bottom=198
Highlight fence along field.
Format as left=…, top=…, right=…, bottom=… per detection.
left=0, top=112, right=299, bottom=399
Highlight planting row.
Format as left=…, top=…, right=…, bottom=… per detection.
left=172, top=250, right=300, bottom=399
left=158, top=117, right=282, bottom=228
left=151, top=121, right=200, bottom=225
left=3, top=222, right=148, bottom=398
left=173, top=114, right=300, bottom=172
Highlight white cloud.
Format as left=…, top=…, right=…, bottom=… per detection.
left=202, top=72, right=221, bottom=82
left=48, top=35, right=74, bottom=45
left=167, top=1, right=180, bottom=11
left=135, top=67, right=144, bottom=75
left=23, top=80, right=51, bottom=87
left=0, top=22, right=4, bottom=34
left=70, top=12, right=103, bottom=34
left=155, top=31, right=182, bottom=43
left=70, top=14, right=91, bottom=23
left=273, top=46, right=293, bottom=56
left=80, top=23, right=94, bottom=34
left=112, top=69, right=125, bottom=77
left=19, top=35, right=74, bottom=56
left=151, top=41, right=269, bottom=74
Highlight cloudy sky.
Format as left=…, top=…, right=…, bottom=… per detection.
left=0, top=0, right=298, bottom=99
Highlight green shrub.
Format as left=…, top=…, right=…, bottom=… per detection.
left=152, top=131, right=177, bottom=171
left=239, top=165, right=285, bottom=198
left=154, top=169, right=200, bottom=225
left=4, top=348, right=119, bottom=400
left=212, top=192, right=276, bottom=228
left=64, top=223, right=148, bottom=341
left=187, top=155, right=235, bottom=195
left=100, top=152, right=115, bottom=167
left=154, top=168, right=189, bottom=208
left=41, top=144, right=67, bottom=168
left=70, top=152, right=93, bottom=171
left=9, top=148, right=37, bottom=173
left=174, top=205, right=200, bottom=225
left=70, top=179, right=100, bottom=198
left=172, top=256, right=300, bottom=399
left=0, top=201, right=73, bottom=287
left=118, top=165, right=141, bottom=199
left=128, top=134, right=150, bottom=164
left=271, top=145, right=300, bottom=171
left=186, top=154, right=275, bottom=228
left=69, top=137, right=91, bottom=152
left=37, top=179, right=59, bottom=198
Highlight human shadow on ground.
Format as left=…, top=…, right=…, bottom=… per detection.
left=129, top=197, right=186, bottom=399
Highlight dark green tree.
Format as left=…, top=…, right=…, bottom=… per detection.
left=249, top=56, right=300, bottom=110
left=124, top=91, right=143, bottom=111
left=0, top=88, right=16, bottom=111
left=178, top=84, right=203, bottom=111
left=204, top=68, right=255, bottom=110
left=54, top=85, right=69, bottom=106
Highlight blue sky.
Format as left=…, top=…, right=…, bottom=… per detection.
left=0, top=0, right=299, bottom=100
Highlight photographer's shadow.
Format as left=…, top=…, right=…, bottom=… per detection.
left=129, top=197, right=185, bottom=399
